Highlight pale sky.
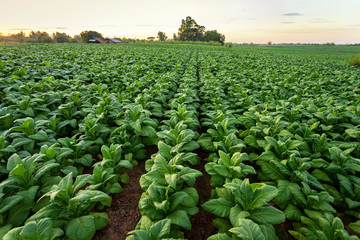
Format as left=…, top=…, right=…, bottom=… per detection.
left=0, top=0, right=359, bottom=43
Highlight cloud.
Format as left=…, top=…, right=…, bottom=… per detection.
left=283, top=13, right=303, bottom=16
left=310, top=18, right=330, bottom=24
left=281, top=21, right=295, bottom=24
left=55, top=27, right=68, bottom=30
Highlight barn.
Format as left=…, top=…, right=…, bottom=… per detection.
left=88, top=38, right=107, bottom=43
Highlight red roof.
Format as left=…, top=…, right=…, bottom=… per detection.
left=94, top=38, right=106, bottom=43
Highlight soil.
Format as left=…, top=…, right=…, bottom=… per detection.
left=93, top=146, right=157, bottom=240
left=277, top=221, right=296, bottom=240
left=184, top=157, right=217, bottom=240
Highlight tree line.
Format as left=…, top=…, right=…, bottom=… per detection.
left=0, top=16, right=225, bottom=44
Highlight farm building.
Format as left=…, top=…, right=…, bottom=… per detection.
left=88, top=38, right=106, bottom=43
left=105, top=38, right=122, bottom=43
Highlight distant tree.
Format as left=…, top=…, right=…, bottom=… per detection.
left=178, top=16, right=205, bottom=41
left=28, top=31, right=53, bottom=43
left=79, top=30, right=103, bottom=43
left=203, top=30, right=225, bottom=44
left=173, top=33, right=178, bottom=41
left=53, top=32, right=72, bottom=43
left=39, top=35, right=53, bottom=43
left=11, top=32, right=26, bottom=43
left=157, top=31, right=167, bottom=41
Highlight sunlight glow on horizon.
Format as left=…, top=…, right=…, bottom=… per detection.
left=1, top=0, right=359, bottom=44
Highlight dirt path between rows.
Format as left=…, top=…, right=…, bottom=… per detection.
left=184, top=157, right=217, bottom=240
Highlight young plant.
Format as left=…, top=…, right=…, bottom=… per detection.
left=203, top=178, right=285, bottom=239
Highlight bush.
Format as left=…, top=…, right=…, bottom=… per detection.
left=350, top=54, right=360, bottom=67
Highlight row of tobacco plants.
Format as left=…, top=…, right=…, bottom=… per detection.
left=0, top=43, right=360, bottom=239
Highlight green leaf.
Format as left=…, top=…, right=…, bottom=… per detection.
left=12, top=138, right=34, bottom=148
left=27, top=204, right=64, bottom=222
left=65, top=215, right=95, bottom=240
left=21, top=218, right=53, bottom=240
left=181, top=187, right=199, bottom=207
left=198, top=135, right=215, bottom=152
left=73, top=174, right=92, bottom=193
left=311, top=169, right=331, bottom=182
left=70, top=190, right=111, bottom=207
left=229, top=219, right=265, bottom=240
left=89, top=212, right=109, bottom=230
left=177, top=166, right=202, bottom=186
left=6, top=153, right=22, bottom=172
left=214, top=165, right=231, bottom=178
left=244, top=135, right=259, bottom=148
left=229, top=205, right=250, bottom=226
left=28, top=130, right=48, bottom=141
left=288, top=230, right=307, bottom=240
left=165, top=173, right=177, bottom=189
left=0, top=225, right=12, bottom=240
left=289, top=183, right=306, bottom=206
left=166, top=210, right=191, bottom=230
left=202, top=198, right=233, bottom=218
left=213, top=218, right=232, bottom=233
left=287, top=140, right=304, bottom=150
left=0, top=195, right=24, bottom=214
left=219, top=150, right=231, bottom=168
left=284, top=204, right=302, bottom=221
left=349, top=220, right=360, bottom=234
left=141, top=125, right=156, bottom=137
left=150, top=219, right=171, bottom=239
left=258, top=151, right=277, bottom=161
left=248, top=185, right=278, bottom=210
left=208, top=233, right=232, bottom=240
left=274, top=180, right=291, bottom=205
left=249, top=206, right=285, bottom=224
left=158, top=141, right=171, bottom=158
left=183, top=141, right=200, bottom=151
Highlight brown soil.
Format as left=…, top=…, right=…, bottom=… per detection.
left=93, top=146, right=157, bottom=240
left=277, top=221, right=296, bottom=240
left=184, top=159, right=217, bottom=240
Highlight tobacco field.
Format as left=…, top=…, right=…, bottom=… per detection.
left=0, top=43, right=360, bottom=240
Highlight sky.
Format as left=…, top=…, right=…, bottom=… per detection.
left=0, top=0, right=359, bottom=43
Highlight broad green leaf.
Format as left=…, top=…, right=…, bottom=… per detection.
left=202, top=198, right=233, bottom=218
left=28, top=130, right=48, bottom=141
left=229, top=219, right=265, bottom=240
left=219, top=150, right=231, bottom=168
left=89, top=212, right=109, bottom=230
left=208, top=233, right=232, bottom=240
left=166, top=210, right=191, bottom=230
left=21, top=218, right=53, bottom=240
left=349, top=220, right=360, bottom=234
left=249, top=206, right=285, bottom=224
left=229, top=205, right=250, bottom=226
left=165, top=173, right=177, bottom=189
left=70, top=190, right=111, bottom=207
left=150, top=219, right=171, bottom=239
left=65, top=215, right=95, bottom=240
left=248, top=185, right=278, bottom=210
